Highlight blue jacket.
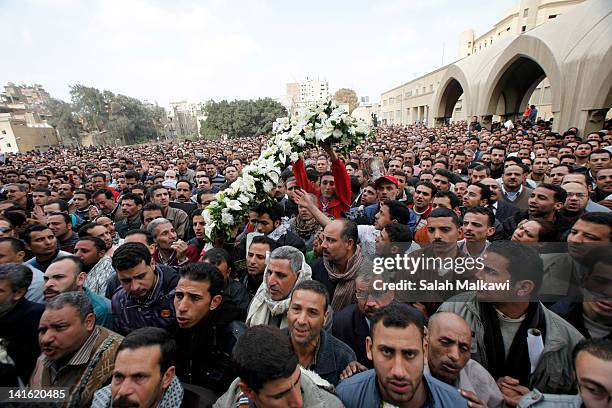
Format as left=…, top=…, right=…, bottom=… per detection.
left=364, top=203, right=417, bottom=231
left=111, top=265, right=178, bottom=335
left=337, top=370, right=467, bottom=408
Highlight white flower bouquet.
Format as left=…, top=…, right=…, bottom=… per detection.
left=203, top=99, right=370, bottom=243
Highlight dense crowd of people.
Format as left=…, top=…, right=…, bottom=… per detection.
left=0, top=116, right=611, bottom=407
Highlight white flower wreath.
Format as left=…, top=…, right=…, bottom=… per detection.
left=203, top=99, right=370, bottom=243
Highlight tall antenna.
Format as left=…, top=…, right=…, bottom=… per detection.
left=441, top=42, right=445, bottom=66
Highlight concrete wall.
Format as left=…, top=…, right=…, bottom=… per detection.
left=13, top=123, right=59, bottom=152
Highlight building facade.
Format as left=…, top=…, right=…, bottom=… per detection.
left=0, top=84, right=60, bottom=153
left=380, top=0, right=609, bottom=134
left=281, top=77, right=330, bottom=113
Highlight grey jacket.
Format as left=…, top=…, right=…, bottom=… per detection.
left=518, top=389, right=583, bottom=407
left=214, top=368, right=343, bottom=408
left=425, top=359, right=504, bottom=408
left=438, top=292, right=584, bottom=394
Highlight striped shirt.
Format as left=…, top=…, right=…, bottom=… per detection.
left=44, top=326, right=101, bottom=385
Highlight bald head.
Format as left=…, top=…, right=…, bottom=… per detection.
left=426, top=312, right=472, bottom=384
left=428, top=312, right=471, bottom=334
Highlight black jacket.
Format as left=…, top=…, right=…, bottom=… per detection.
left=0, top=298, right=44, bottom=384
left=494, top=200, right=520, bottom=223
left=332, top=304, right=372, bottom=369
left=311, top=258, right=337, bottom=301
left=115, top=215, right=143, bottom=238
left=275, top=230, right=307, bottom=253
left=106, top=264, right=177, bottom=300
left=174, top=300, right=246, bottom=395
left=284, top=328, right=356, bottom=386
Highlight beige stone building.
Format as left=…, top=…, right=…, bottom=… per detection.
left=0, top=84, right=60, bottom=153
left=0, top=110, right=59, bottom=153
left=380, top=0, right=610, bottom=135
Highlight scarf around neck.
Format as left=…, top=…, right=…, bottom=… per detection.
left=480, top=301, right=546, bottom=385
left=91, top=375, right=184, bottom=408
left=324, top=246, right=365, bottom=312
left=294, top=215, right=321, bottom=240
left=246, top=256, right=313, bottom=328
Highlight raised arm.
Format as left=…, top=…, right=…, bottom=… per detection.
left=294, top=188, right=331, bottom=228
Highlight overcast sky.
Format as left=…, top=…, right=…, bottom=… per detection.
left=1, top=0, right=516, bottom=107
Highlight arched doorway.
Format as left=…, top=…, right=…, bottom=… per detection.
left=485, top=56, right=549, bottom=122
left=434, top=78, right=465, bottom=125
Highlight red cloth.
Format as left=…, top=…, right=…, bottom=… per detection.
left=106, top=186, right=120, bottom=199
left=293, top=158, right=351, bottom=219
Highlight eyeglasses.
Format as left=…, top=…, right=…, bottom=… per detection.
left=0, top=227, right=12, bottom=233
left=355, top=289, right=388, bottom=301
left=566, top=192, right=588, bottom=198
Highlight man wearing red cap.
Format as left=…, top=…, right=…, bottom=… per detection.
left=362, top=175, right=401, bottom=224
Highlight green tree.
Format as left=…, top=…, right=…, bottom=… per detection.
left=200, top=98, right=286, bottom=139
left=70, top=84, right=110, bottom=133
left=44, top=98, right=81, bottom=145
left=333, top=88, right=359, bottom=113
left=67, top=84, right=166, bottom=145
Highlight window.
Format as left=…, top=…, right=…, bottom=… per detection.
left=521, top=25, right=526, bottom=32
left=6, top=143, right=11, bottom=147
left=523, top=8, right=529, bottom=17
left=507, top=27, right=510, bottom=31
left=548, top=14, right=557, bottom=19
left=1, top=130, right=5, bottom=134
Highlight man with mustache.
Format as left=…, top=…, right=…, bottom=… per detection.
left=147, top=218, right=200, bottom=269
left=30, top=292, right=123, bottom=407
left=336, top=303, right=467, bottom=407
left=92, top=327, right=214, bottom=408
left=286, top=280, right=356, bottom=386
left=0, top=263, right=44, bottom=385
left=426, top=312, right=504, bottom=408
left=246, top=246, right=312, bottom=328
left=111, top=243, right=178, bottom=335
left=333, top=269, right=395, bottom=371
left=502, top=183, right=572, bottom=238
left=149, top=185, right=189, bottom=240
left=43, top=255, right=113, bottom=329
left=500, top=164, right=533, bottom=211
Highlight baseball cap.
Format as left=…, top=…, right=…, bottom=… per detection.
left=374, top=175, right=399, bottom=188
